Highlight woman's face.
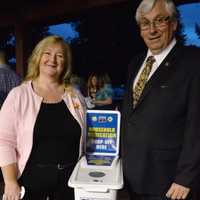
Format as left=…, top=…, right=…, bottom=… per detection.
left=39, top=43, right=65, bottom=80
left=91, top=76, right=97, bottom=86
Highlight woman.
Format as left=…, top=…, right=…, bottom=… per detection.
left=0, top=35, right=86, bottom=200
left=92, top=73, right=114, bottom=110
left=87, top=73, right=98, bottom=100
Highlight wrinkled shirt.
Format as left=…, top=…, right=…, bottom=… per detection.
left=0, top=64, right=21, bottom=106
left=95, top=84, right=114, bottom=101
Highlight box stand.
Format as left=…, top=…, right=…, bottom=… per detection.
left=68, top=110, right=123, bottom=200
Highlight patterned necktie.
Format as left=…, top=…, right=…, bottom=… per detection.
left=133, top=56, right=155, bottom=107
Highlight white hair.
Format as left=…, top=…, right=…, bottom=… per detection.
left=135, top=0, right=177, bottom=24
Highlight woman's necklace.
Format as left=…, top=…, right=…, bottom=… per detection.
left=34, top=80, right=65, bottom=103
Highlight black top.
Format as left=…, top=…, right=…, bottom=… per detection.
left=29, top=100, right=81, bottom=165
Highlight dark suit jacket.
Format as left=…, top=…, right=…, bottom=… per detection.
left=121, top=43, right=200, bottom=195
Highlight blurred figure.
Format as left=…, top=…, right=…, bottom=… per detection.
left=0, top=50, right=21, bottom=107
left=70, top=74, right=86, bottom=96
left=70, top=74, right=82, bottom=91
left=92, top=73, right=114, bottom=110
left=87, top=73, right=98, bottom=100
left=0, top=50, right=21, bottom=195
left=0, top=36, right=86, bottom=200
left=85, top=73, right=98, bottom=109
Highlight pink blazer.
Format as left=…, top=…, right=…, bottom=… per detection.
left=0, top=81, right=86, bottom=177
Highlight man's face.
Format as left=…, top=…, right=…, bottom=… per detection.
left=139, top=0, right=177, bottom=54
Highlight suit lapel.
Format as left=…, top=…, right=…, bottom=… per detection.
left=126, top=54, right=146, bottom=113
left=134, top=43, right=183, bottom=108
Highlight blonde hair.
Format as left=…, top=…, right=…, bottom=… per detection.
left=25, top=35, right=72, bottom=84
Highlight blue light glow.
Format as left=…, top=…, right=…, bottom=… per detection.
left=48, top=23, right=79, bottom=43
left=178, top=3, right=200, bottom=47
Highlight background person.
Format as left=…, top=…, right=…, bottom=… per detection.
left=92, top=73, right=114, bottom=110
left=0, top=49, right=21, bottom=194
left=0, top=35, right=86, bottom=200
left=0, top=50, right=21, bottom=107
left=87, top=73, right=98, bottom=101
left=121, top=0, right=200, bottom=200
left=70, top=74, right=87, bottom=97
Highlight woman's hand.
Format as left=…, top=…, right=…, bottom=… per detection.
left=3, top=180, right=21, bottom=200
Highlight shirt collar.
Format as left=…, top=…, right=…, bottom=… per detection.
left=146, top=38, right=176, bottom=66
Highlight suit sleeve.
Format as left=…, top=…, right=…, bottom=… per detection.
left=175, top=66, right=200, bottom=188
left=120, top=61, right=136, bottom=157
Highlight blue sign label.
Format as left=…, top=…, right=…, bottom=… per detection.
left=86, top=110, right=121, bottom=156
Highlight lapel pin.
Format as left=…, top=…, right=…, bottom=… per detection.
left=165, top=62, right=170, bottom=67
left=73, top=102, right=80, bottom=109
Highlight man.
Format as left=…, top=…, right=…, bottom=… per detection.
left=121, top=0, right=200, bottom=199
left=0, top=50, right=20, bottom=194
left=0, top=50, right=21, bottom=107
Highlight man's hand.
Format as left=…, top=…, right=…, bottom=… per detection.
left=166, top=182, right=190, bottom=199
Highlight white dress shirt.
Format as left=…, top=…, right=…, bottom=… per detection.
left=133, top=38, right=176, bottom=89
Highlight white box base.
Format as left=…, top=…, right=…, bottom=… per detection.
left=74, top=188, right=117, bottom=200
left=68, top=156, right=123, bottom=200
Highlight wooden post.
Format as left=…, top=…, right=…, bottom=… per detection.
left=15, top=23, right=27, bottom=78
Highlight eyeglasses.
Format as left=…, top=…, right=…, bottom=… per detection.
left=139, top=16, right=170, bottom=31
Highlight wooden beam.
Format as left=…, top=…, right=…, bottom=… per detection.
left=0, top=0, right=198, bottom=27
left=22, top=0, right=129, bottom=23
